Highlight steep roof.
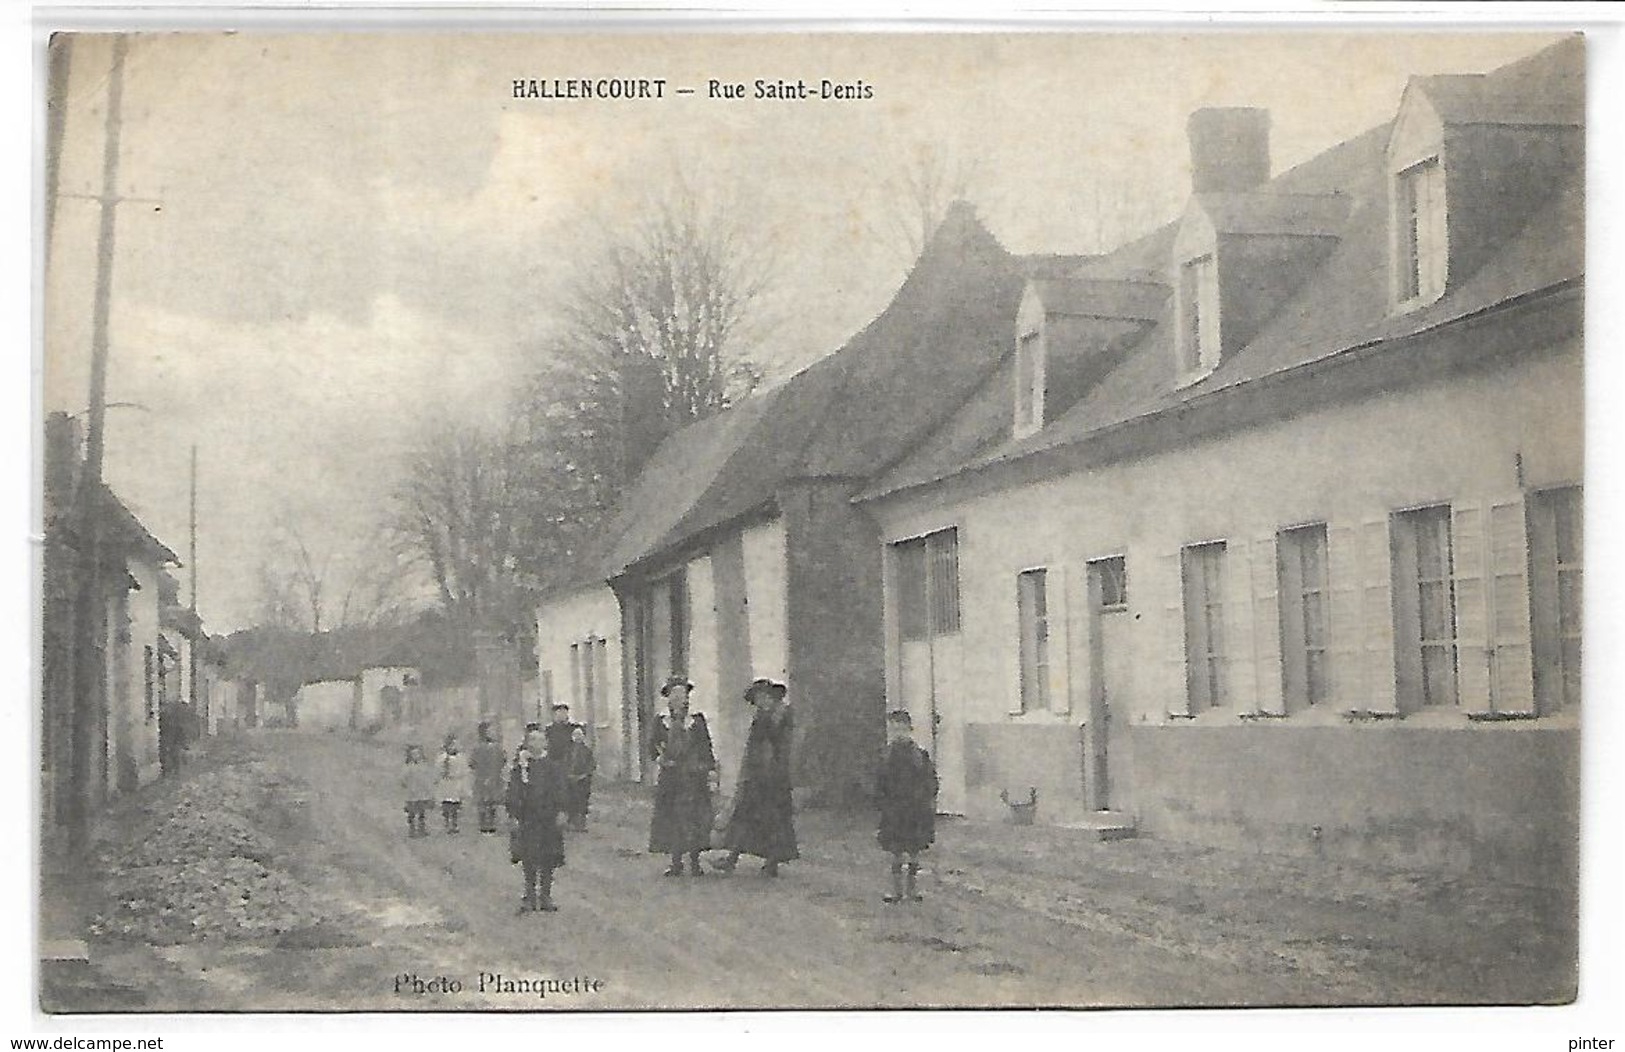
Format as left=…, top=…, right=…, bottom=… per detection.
left=1412, top=36, right=1583, bottom=128
left=597, top=203, right=1025, bottom=580
left=861, top=37, right=1583, bottom=502
left=99, top=485, right=180, bottom=566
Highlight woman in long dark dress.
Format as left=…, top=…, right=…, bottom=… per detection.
left=647, top=676, right=717, bottom=877
left=715, top=678, right=799, bottom=877
left=506, top=724, right=567, bottom=912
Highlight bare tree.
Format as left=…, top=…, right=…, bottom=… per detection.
left=388, top=418, right=528, bottom=631
left=870, top=142, right=988, bottom=265
left=547, top=181, right=773, bottom=481
left=255, top=515, right=413, bottom=633
left=387, top=182, right=776, bottom=635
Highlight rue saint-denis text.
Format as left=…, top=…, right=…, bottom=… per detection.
left=511, top=78, right=874, bottom=100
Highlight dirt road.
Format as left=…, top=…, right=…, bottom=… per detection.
left=70, top=732, right=1575, bottom=1011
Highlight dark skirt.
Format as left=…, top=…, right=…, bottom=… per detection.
left=567, top=775, right=593, bottom=817
left=723, top=779, right=799, bottom=862
left=649, top=774, right=713, bottom=854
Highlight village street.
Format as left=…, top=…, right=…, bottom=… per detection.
left=47, top=730, right=1576, bottom=1013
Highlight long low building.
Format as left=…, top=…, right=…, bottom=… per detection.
left=856, top=38, right=1581, bottom=888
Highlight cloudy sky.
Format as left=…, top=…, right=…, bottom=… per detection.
left=42, top=30, right=1567, bottom=632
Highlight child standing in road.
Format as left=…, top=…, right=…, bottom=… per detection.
left=564, top=725, right=596, bottom=831
left=438, top=734, right=470, bottom=835
left=876, top=710, right=937, bottom=904
left=401, top=743, right=434, bottom=839
left=470, top=721, right=507, bottom=835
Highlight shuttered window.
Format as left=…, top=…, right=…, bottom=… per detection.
left=1181, top=542, right=1227, bottom=710
left=1016, top=331, right=1042, bottom=432
left=1278, top=524, right=1331, bottom=710
left=1018, top=569, right=1050, bottom=712
left=1398, top=157, right=1447, bottom=303
left=1530, top=487, right=1582, bottom=713
left=1180, top=255, right=1219, bottom=375
left=1392, top=505, right=1458, bottom=710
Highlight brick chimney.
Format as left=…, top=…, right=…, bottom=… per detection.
left=44, top=411, right=82, bottom=520
left=1187, top=107, right=1270, bottom=194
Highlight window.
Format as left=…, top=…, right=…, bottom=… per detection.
left=143, top=645, right=155, bottom=722
left=894, top=528, right=961, bottom=642
left=1017, top=569, right=1050, bottom=712
left=1094, top=556, right=1128, bottom=612
left=569, top=643, right=582, bottom=712
left=1181, top=542, right=1227, bottom=710
left=1179, top=254, right=1219, bottom=376
left=667, top=574, right=689, bottom=677
left=1392, top=506, right=1458, bottom=709
left=1278, top=525, right=1331, bottom=709
left=1015, top=330, right=1043, bottom=433
left=1529, top=487, right=1582, bottom=712
left=1397, top=157, right=1447, bottom=304
left=581, top=638, right=596, bottom=721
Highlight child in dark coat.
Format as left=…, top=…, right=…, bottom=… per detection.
left=470, top=721, right=507, bottom=834
left=876, top=709, right=937, bottom=904
left=401, top=743, right=435, bottom=838
left=564, top=725, right=596, bottom=831
left=506, top=724, right=567, bottom=912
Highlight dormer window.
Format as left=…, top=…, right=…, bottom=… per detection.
left=1396, top=156, right=1447, bottom=305
left=1178, top=254, right=1219, bottom=379
left=1014, top=328, right=1044, bottom=436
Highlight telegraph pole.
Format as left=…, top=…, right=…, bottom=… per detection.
left=189, top=443, right=199, bottom=714
left=65, top=35, right=130, bottom=851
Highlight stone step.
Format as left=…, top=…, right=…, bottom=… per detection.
left=1054, top=811, right=1139, bottom=842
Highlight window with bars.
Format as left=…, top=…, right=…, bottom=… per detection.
left=1397, top=157, right=1447, bottom=304
left=1278, top=524, right=1331, bottom=709
left=1017, top=569, right=1050, bottom=712
left=1093, top=555, right=1128, bottom=612
left=1181, top=542, right=1227, bottom=710
left=894, top=528, right=961, bottom=642
left=1530, top=487, right=1582, bottom=713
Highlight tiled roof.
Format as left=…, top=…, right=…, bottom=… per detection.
left=859, top=37, right=1583, bottom=503
left=1028, top=278, right=1168, bottom=322
left=597, top=202, right=1024, bottom=580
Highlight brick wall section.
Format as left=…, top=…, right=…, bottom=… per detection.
left=1129, top=723, right=1579, bottom=889
left=781, top=481, right=887, bottom=807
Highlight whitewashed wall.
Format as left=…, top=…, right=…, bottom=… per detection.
left=536, top=583, right=626, bottom=778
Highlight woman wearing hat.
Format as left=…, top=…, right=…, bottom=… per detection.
left=647, top=676, right=717, bottom=877
left=714, top=678, right=798, bottom=877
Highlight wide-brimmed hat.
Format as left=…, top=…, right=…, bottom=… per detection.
left=743, top=678, right=788, bottom=704
left=659, top=675, right=695, bottom=697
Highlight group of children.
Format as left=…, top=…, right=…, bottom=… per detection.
left=397, top=699, right=939, bottom=907
left=400, top=704, right=597, bottom=840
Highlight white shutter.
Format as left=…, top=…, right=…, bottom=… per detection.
left=1251, top=536, right=1284, bottom=716
left=1490, top=499, right=1535, bottom=714
left=1360, top=517, right=1398, bottom=712
left=1328, top=525, right=1364, bottom=713
left=1056, top=563, right=1083, bottom=716
left=1009, top=574, right=1028, bottom=716
left=1224, top=541, right=1255, bottom=713
left=1453, top=503, right=1492, bottom=711
left=1160, top=551, right=1192, bottom=718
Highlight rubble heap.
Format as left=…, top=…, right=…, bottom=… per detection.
left=89, top=759, right=341, bottom=943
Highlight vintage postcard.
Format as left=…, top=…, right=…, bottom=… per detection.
left=37, top=28, right=1585, bottom=1013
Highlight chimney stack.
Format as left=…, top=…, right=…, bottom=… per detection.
left=1187, top=107, right=1270, bottom=194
